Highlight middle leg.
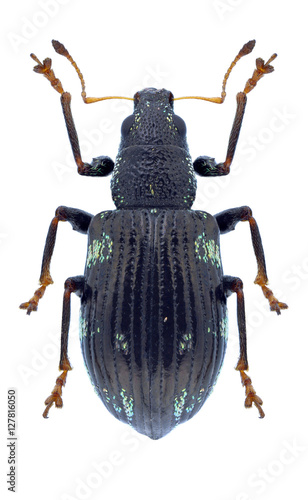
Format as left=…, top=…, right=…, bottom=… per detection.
left=215, top=205, right=287, bottom=314
left=20, top=205, right=92, bottom=314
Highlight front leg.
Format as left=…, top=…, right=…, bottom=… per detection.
left=30, top=50, right=114, bottom=176
left=215, top=205, right=288, bottom=314
left=20, top=206, right=92, bottom=314
left=194, top=53, right=276, bottom=177
left=60, top=92, right=114, bottom=176
left=194, top=92, right=247, bottom=176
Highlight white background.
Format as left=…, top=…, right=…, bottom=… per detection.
left=1, top=1, right=307, bottom=499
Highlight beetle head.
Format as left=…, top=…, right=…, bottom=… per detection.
left=118, top=88, right=188, bottom=149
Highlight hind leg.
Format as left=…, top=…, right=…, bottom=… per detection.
left=223, top=275, right=264, bottom=418
left=43, top=275, right=85, bottom=418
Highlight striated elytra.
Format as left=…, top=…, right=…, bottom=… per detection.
left=21, top=41, right=287, bottom=439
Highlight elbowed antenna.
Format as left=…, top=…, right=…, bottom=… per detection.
left=33, top=40, right=275, bottom=107
left=50, top=39, right=256, bottom=105
left=174, top=39, right=256, bottom=103
left=51, top=40, right=134, bottom=103
left=174, top=41, right=277, bottom=103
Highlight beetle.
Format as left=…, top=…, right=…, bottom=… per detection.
left=20, top=40, right=287, bottom=440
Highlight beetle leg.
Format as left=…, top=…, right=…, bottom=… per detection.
left=223, top=275, right=265, bottom=418
left=43, top=275, right=85, bottom=418
left=194, top=92, right=247, bottom=176
left=194, top=53, right=276, bottom=177
left=31, top=51, right=114, bottom=176
left=60, top=92, right=114, bottom=176
left=215, top=205, right=288, bottom=315
left=20, top=206, right=92, bottom=314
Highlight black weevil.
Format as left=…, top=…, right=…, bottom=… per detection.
left=20, top=40, right=287, bottom=439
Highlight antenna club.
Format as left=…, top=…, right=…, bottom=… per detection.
left=52, top=40, right=69, bottom=57
left=240, top=40, right=256, bottom=57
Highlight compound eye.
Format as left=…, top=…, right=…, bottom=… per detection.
left=121, top=114, right=135, bottom=137
left=173, top=114, right=186, bottom=138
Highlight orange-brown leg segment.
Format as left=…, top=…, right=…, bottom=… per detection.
left=43, top=276, right=85, bottom=418
left=223, top=276, right=264, bottom=418
left=20, top=206, right=92, bottom=315
left=215, top=205, right=288, bottom=314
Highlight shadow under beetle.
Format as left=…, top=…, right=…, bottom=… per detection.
left=21, top=40, right=288, bottom=440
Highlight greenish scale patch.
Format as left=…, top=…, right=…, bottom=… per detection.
left=174, top=390, right=199, bottom=422
left=174, top=389, right=188, bottom=423
left=179, top=332, right=193, bottom=355
left=79, top=315, right=88, bottom=340
left=185, top=396, right=195, bottom=414
left=211, top=313, right=228, bottom=340
left=219, top=314, right=228, bottom=341
left=112, top=397, right=122, bottom=414
left=195, top=234, right=221, bottom=268
left=110, top=389, right=134, bottom=424
left=120, top=389, right=134, bottom=424
left=79, top=315, right=97, bottom=339
left=115, top=333, right=129, bottom=355
left=197, top=388, right=205, bottom=404
left=102, top=388, right=110, bottom=404
left=87, top=234, right=113, bottom=268
left=183, top=194, right=193, bottom=204
left=91, top=327, right=99, bottom=337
